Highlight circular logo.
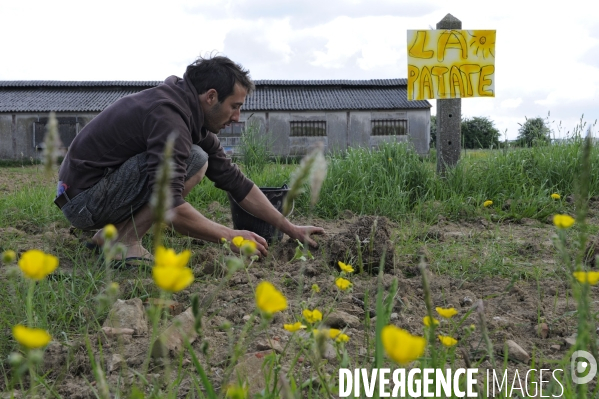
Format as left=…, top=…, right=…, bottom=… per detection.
left=571, top=350, right=597, bottom=384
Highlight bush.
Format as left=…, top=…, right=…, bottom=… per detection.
left=517, top=116, right=551, bottom=147
left=240, top=119, right=271, bottom=178
left=461, top=116, right=500, bottom=149
left=430, top=115, right=437, bottom=148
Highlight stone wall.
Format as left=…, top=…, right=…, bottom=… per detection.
left=0, top=113, right=97, bottom=160
left=0, top=108, right=430, bottom=160
left=240, top=109, right=431, bottom=157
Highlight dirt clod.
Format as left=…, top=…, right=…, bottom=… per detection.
left=326, top=216, right=395, bottom=274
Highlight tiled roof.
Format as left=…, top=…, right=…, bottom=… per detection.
left=0, top=79, right=430, bottom=113
left=243, top=85, right=429, bottom=110
left=0, top=79, right=405, bottom=87
left=0, top=81, right=161, bottom=87
left=0, top=88, right=155, bottom=112
left=253, top=79, right=408, bottom=86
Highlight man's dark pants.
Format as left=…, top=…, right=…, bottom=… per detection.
left=59, top=145, right=208, bottom=230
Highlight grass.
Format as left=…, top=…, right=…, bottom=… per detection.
left=306, top=139, right=599, bottom=224
left=1, top=132, right=599, bottom=397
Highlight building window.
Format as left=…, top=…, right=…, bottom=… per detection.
left=33, top=117, right=79, bottom=150
left=371, top=119, right=407, bottom=136
left=218, top=121, right=245, bottom=156
left=290, top=121, right=326, bottom=137
left=218, top=121, right=245, bottom=147
left=219, top=121, right=245, bottom=136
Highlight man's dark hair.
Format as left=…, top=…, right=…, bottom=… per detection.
left=185, top=55, right=254, bottom=102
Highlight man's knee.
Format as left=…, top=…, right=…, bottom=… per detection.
left=185, top=145, right=209, bottom=177
left=184, top=160, right=207, bottom=197
left=188, top=161, right=207, bottom=183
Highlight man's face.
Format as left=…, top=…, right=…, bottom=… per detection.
left=204, top=83, right=247, bottom=133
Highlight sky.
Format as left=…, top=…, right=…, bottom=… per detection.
left=1, top=0, right=598, bottom=140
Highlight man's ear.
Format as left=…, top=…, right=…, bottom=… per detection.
left=206, top=89, right=219, bottom=105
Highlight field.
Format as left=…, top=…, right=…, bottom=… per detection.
left=1, top=139, right=599, bottom=398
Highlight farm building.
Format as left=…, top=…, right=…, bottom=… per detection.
left=0, top=79, right=431, bottom=160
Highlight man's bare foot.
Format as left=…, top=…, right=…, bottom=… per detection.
left=90, top=229, right=105, bottom=247
left=113, top=242, right=153, bottom=261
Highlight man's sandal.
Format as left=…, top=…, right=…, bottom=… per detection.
left=84, top=241, right=102, bottom=254
left=110, top=256, right=154, bottom=270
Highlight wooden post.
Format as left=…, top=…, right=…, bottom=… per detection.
left=436, top=13, right=462, bottom=175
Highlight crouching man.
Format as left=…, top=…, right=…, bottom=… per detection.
left=54, top=55, right=324, bottom=264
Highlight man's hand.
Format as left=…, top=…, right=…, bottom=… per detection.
left=171, top=202, right=269, bottom=256
left=286, top=225, right=325, bottom=248
left=237, top=186, right=326, bottom=248
left=229, top=230, right=269, bottom=257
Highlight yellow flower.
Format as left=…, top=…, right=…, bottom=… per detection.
left=240, top=240, right=257, bottom=256
left=438, top=335, right=458, bottom=347
left=329, top=328, right=350, bottom=343
left=338, top=261, right=354, bottom=273
left=2, top=249, right=16, bottom=263
left=423, top=316, right=439, bottom=327
left=152, top=246, right=194, bottom=292
left=255, top=281, right=288, bottom=314
left=483, top=200, right=493, bottom=207
left=232, top=236, right=257, bottom=255
left=302, top=309, right=323, bottom=323
left=12, top=325, right=51, bottom=349
left=381, top=325, right=426, bottom=365
left=573, top=271, right=599, bottom=285
left=312, top=328, right=349, bottom=343
left=335, top=277, right=352, bottom=290
left=152, top=265, right=194, bottom=292
left=232, top=236, right=255, bottom=248
left=18, top=250, right=58, bottom=280
left=311, top=284, right=320, bottom=293
left=225, top=384, right=248, bottom=399
left=102, top=224, right=117, bottom=240
left=284, top=322, right=307, bottom=332
left=551, top=193, right=561, bottom=200
left=436, top=307, right=458, bottom=319
left=154, top=246, right=191, bottom=269
left=553, top=214, right=575, bottom=229
left=232, top=236, right=244, bottom=247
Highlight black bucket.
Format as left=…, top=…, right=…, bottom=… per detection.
left=227, top=184, right=290, bottom=243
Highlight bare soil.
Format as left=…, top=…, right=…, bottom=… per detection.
left=2, top=171, right=599, bottom=397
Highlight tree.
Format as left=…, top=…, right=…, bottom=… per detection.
left=517, top=117, right=551, bottom=147
left=461, top=116, right=500, bottom=149
left=430, top=115, right=436, bottom=148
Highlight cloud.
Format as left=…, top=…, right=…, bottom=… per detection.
left=580, top=44, right=599, bottom=68
left=589, top=22, right=599, bottom=38
left=501, top=98, right=522, bottom=109
left=534, top=72, right=598, bottom=107
left=222, top=14, right=411, bottom=79
left=223, top=20, right=294, bottom=65
left=186, top=0, right=436, bottom=29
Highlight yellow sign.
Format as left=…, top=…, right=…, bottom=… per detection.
left=407, top=30, right=495, bottom=100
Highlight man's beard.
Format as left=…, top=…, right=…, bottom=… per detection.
left=204, top=102, right=224, bottom=133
